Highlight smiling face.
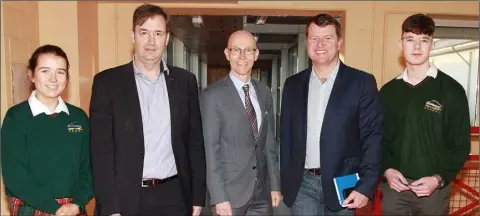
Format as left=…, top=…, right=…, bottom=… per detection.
left=28, top=54, right=68, bottom=102
left=131, top=15, right=169, bottom=65
left=306, top=24, right=343, bottom=67
left=224, top=30, right=259, bottom=78
left=399, top=32, right=433, bottom=67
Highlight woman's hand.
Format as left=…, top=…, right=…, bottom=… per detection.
left=55, top=203, right=80, bottom=216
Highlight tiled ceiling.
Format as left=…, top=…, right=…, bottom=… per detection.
left=261, top=50, right=281, bottom=54
left=169, top=15, right=242, bottom=66
left=169, top=15, right=308, bottom=67
left=245, top=15, right=311, bottom=25
left=256, top=33, right=297, bottom=44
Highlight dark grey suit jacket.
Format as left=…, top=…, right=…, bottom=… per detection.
left=200, top=75, right=280, bottom=208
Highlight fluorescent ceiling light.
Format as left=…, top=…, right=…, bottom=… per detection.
left=256, top=16, right=267, bottom=25
left=192, top=16, right=204, bottom=28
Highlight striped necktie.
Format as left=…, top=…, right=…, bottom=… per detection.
left=242, top=84, right=259, bottom=140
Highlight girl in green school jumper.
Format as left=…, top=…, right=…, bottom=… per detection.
left=1, top=45, right=93, bottom=216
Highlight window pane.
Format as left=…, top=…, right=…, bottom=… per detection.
left=430, top=39, right=479, bottom=126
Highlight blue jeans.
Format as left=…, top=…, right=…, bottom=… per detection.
left=291, top=170, right=354, bottom=216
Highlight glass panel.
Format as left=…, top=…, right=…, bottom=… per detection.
left=289, top=45, right=298, bottom=75
left=198, top=59, right=203, bottom=89
left=259, top=69, right=271, bottom=87
left=276, top=56, right=282, bottom=140
left=167, top=37, right=174, bottom=65
left=183, top=46, right=191, bottom=71
left=430, top=39, right=479, bottom=126
left=476, top=91, right=479, bottom=127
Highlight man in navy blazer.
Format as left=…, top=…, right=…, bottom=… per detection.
left=280, top=14, right=383, bottom=215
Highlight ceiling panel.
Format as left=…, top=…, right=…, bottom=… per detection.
left=256, top=33, right=297, bottom=44
left=170, top=15, right=242, bottom=66
left=169, top=15, right=307, bottom=67
left=246, top=15, right=311, bottom=25
left=259, top=50, right=281, bottom=55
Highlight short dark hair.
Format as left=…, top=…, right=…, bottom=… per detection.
left=132, top=3, right=169, bottom=31
left=402, top=14, right=435, bottom=36
left=28, top=45, right=70, bottom=91
left=306, top=14, right=341, bottom=38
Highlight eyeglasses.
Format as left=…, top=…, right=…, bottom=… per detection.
left=228, top=48, right=257, bottom=56
left=401, top=36, right=432, bottom=45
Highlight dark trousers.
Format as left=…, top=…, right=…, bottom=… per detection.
left=381, top=181, right=451, bottom=216
left=136, top=177, right=189, bottom=216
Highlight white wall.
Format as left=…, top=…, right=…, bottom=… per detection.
left=190, top=53, right=199, bottom=86
left=172, top=35, right=184, bottom=68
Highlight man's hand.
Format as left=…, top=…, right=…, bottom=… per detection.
left=271, top=191, right=283, bottom=207
left=55, top=203, right=80, bottom=216
left=385, top=168, right=410, bottom=192
left=409, top=176, right=438, bottom=197
left=215, top=201, right=232, bottom=216
left=342, top=190, right=368, bottom=209
left=192, top=206, right=202, bottom=216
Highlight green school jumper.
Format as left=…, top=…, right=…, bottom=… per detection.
left=1, top=101, right=93, bottom=214
left=379, top=70, right=470, bottom=186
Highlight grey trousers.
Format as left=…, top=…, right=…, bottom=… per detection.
left=381, top=180, right=451, bottom=216
left=231, top=179, right=271, bottom=216
left=211, top=179, right=272, bottom=216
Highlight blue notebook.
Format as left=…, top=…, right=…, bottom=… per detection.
left=333, top=173, right=360, bottom=205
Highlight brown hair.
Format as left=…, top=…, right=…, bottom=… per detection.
left=27, top=44, right=70, bottom=91
left=306, top=14, right=342, bottom=38
left=132, top=3, right=169, bottom=31
left=402, top=14, right=435, bottom=36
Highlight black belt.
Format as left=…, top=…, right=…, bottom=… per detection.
left=141, top=175, right=178, bottom=187
left=306, top=168, right=321, bottom=175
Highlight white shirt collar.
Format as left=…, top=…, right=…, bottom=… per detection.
left=28, top=90, right=69, bottom=116
left=229, top=72, right=253, bottom=92
left=396, top=65, right=438, bottom=84
left=310, top=59, right=340, bottom=82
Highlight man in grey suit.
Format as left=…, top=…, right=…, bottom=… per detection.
left=200, top=30, right=282, bottom=216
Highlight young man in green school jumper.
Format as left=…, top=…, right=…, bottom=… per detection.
left=379, top=14, right=471, bottom=215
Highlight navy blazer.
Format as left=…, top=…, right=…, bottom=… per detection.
left=280, top=61, right=383, bottom=211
